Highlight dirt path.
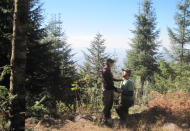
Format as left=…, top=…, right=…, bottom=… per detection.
left=26, top=116, right=184, bottom=131
left=26, top=107, right=190, bottom=131
left=27, top=118, right=125, bottom=131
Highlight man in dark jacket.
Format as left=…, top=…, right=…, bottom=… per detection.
left=101, top=58, right=123, bottom=125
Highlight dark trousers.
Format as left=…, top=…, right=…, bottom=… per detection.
left=101, top=90, right=114, bottom=121
left=116, top=95, right=134, bottom=120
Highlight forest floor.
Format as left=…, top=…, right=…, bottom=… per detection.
left=25, top=105, right=190, bottom=131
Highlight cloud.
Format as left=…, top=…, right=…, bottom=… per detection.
left=104, top=34, right=131, bottom=49
left=69, top=34, right=183, bottom=66
left=67, top=35, right=93, bottom=48
left=158, top=36, right=171, bottom=51
left=67, top=34, right=132, bottom=50
left=69, top=34, right=130, bottom=66
left=159, top=36, right=190, bottom=50
left=185, top=44, right=190, bottom=49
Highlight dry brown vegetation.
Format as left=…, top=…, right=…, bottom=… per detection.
left=25, top=91, right=190, bottom=131
left=148, top=90, right=190, bottom=126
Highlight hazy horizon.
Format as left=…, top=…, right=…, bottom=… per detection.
left=40, top=0, right=190, bottom=66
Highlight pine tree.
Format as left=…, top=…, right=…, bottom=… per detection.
left=0, top=0, right=13, bottom=68
left=41, top=17, right=77, bottom=113
left=168, top=0, right=190, bottom=64
left=9, top=0, right=29, bottom=130
left=25, top=0, right=52, bottom=114
left=0, top=0, right=77, bottom=119
left=125, top=0, right=159, bottom=96
left=83, top=33, right=108, bottom=88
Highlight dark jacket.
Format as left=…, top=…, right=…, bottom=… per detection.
left=102, top=66, right=122, bottom=90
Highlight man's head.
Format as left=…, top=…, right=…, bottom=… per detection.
left=122, top=68, right=131, bottom=78
left=106, top=58, right=115, bottom=68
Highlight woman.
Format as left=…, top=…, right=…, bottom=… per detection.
left=101, top=58, right=123, bottom=124
left=115, top=69, right=134, bottom=122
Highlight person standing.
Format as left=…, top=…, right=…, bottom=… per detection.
left=101, top=58, right=123, bottom=125
left=115, top=69, right=134, bottom=122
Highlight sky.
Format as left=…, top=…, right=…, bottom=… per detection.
left=40, top=0, right=179, bottom=66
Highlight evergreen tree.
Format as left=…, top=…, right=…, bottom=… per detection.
left=0, top=0, right=77, bottom=117
left=9, top=0, right=29, bottom=130
left=0, top=0, right=46, bottom=91
left=83, top=33, right=108, bottom=88
left=40, top=17, right=77, bottom=113
left=0, top=0, right=14, bottom=90
left=168, top=0, right=190, bottom=64
left=25, top=0, right=52, bottom=115
left=26, top=14, right=77, bottom=115
left=154, top=57, right=176, bottom=94
left=0, top=0, right=48, bottom=121
left=125, top=0, right=159, bottom=96
left=0, top=0, right=13, bottom=67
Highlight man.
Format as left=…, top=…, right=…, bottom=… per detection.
left=101, top=58, right=123, bottom=125
left=116, top=69, right=134, bottom=121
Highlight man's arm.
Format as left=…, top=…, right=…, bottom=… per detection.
left=113, top=78, right=123, bottom=81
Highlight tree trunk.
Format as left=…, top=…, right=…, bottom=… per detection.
left=181, top=43, right=184, bottom=64
left=9, top=0, right=29, bottom=130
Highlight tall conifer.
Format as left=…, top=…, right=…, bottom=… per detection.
left=168, top=0, right=190, bottom=64
left=125, top=0, right=159, bottom=95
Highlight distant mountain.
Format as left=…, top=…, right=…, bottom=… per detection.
left=72, top=47, right=127, bottom=67
left=72, top=47, right=174, bottom=69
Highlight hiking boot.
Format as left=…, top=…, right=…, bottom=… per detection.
left=105, top=119, right=113, bottom=128
left=107, top=118, right=112, bottom=124
left=100, top=118, right=112, bottom=127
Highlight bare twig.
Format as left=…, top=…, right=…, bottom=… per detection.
left=0, top=65, right=11, bottom=70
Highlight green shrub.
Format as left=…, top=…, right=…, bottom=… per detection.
left=30, top=95, right=48, bottom=117
left=0, top=86, right=16, bottom=130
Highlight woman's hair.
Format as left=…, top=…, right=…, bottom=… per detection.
left=106, top=58, right=115, bottom=67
